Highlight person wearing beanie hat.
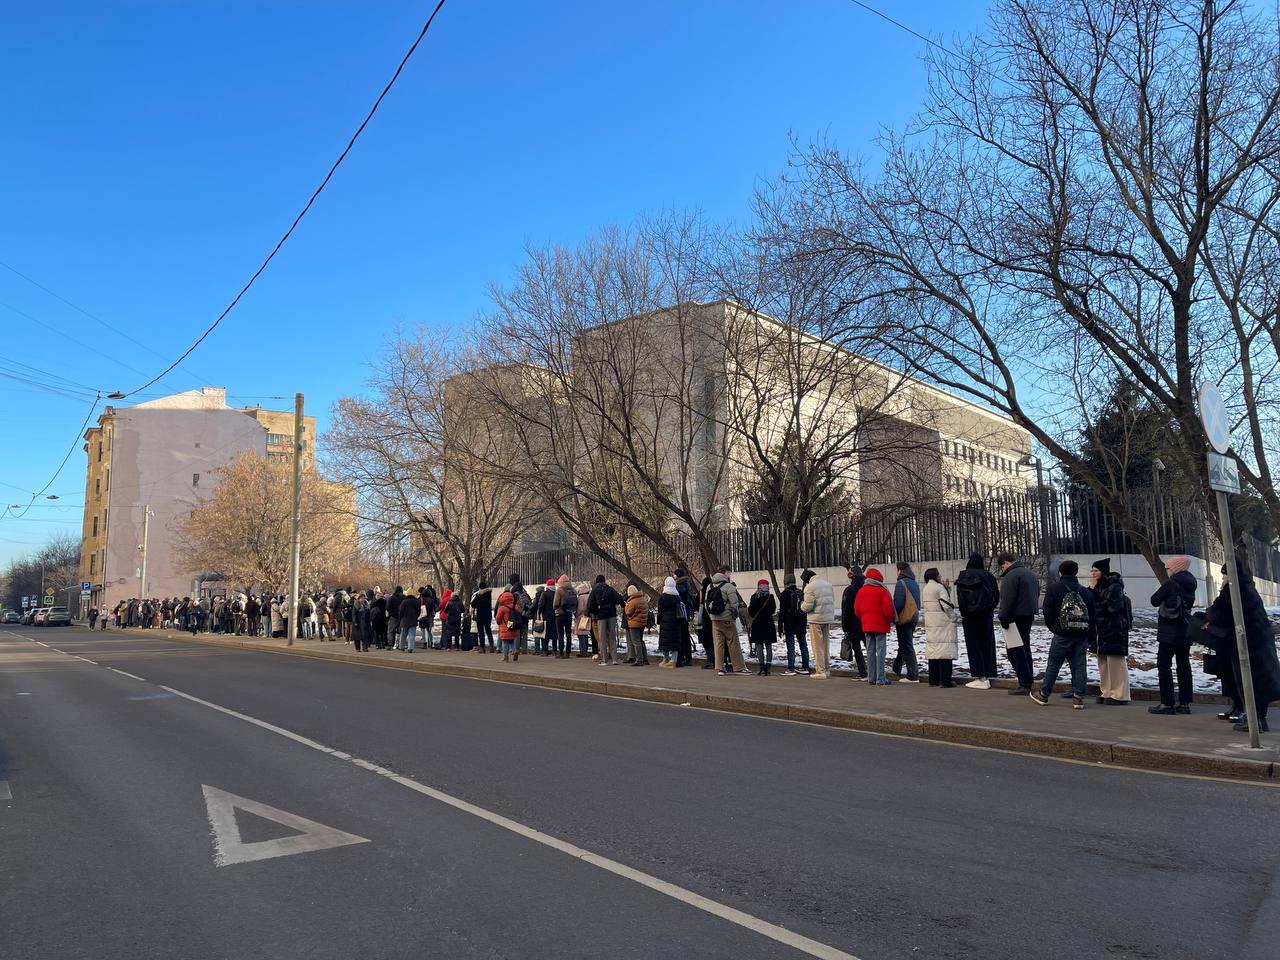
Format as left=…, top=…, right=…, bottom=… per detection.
left=706, top=566, right=748, bottom=675
left=996, top=552, right=1040, bottom=694
left=778, top=573, right=810, bottom=674
left=1031, top=559, right=1094, bottom=708
left=854, top=568, right=896, bottom=684
left=672, top=568, right=697, bottom=666
left=587, top=574, right=625, bottom=664
left=800, top=568, right=836, bottom=679
left=955, top=552, right=999, bottom=689
left=656, top=576, right=684, bottom=667
left=1147, top=557, right=1199, bottom=714
left=1089, top=558, right=1131, bottom=704
left=840, top=565, right=868, bottom=678
left=469, top=583, right=493, bottom=653
left=622, top=584, right=650, bottom=665
left=747, top=579, right=777, bottom=675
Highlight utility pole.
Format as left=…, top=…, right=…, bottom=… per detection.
left=287, top=393, right=304, bottom=646
left=138, top=505, right=152, bottom=599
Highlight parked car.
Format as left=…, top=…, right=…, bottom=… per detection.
left=32, top=608, right=49, bottom=626
left=20, top=609, right=37, bottom=625
left=2, top=610, right=21, bottom=623
left=43, top=606, right=71, bottom=627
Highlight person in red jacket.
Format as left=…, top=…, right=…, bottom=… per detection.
left=854, top=568, right=896, bottom=685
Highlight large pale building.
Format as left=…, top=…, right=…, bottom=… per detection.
left=78, top=387, right=317, bottom=612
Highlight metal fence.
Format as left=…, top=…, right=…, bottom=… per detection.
left=511, top=487, right=1280, bottom=584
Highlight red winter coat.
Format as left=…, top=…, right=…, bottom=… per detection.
left=854, top=581, right=896, bottom=634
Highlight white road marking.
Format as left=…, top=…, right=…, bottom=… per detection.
left=157, top=684, right=861, bottom=960
left=109, top=668, right=147, bottom=681
left=15, top=692, right=31, bottom=696
left=201, top=784, right=369, bottom=867
left=0, top=780, right=11, bottom=800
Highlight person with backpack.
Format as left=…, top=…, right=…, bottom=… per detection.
left=777, top=573, right=811, bottom=675
left=507, top=574, right=531, bottom=653
left=854, top=568, right=896, bottom=685
left=1148, top=556, right=1198, bottom=715
left=921, top=568, right=959, bottom=687
left=747, top=579, right=777, bottom=676
left=840, top=565, right=868, bottom=679
left=1088, top=558, right=1131, bottom=704
left=530, top=579, right=552, bottom=656
left=386, top=586, right=404, bottom=649
left=1030, top=560, right=1095, bottom=708
left=673, top=567, right=697, bottom=666
left=465, top=584, right=489, bottom=652
left=996, top=552, right=1039, bottom=694
left=891, top=561, right=922, bottom=683
left=954, top=552, right=999, bottom=689
left=704, top=566, right=747, bottom=675
left=623, top=584, right=650, bottom=665
left=695, top=575, right=717, bottom=668
left=587, top=574, right=625, bottom=664
left=552, top=574, right=577, bottom=659
left=800, top=568, right=836, bottom=679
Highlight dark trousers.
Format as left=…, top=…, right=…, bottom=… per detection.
left=841, top=629, right=867, bottom=676
left=927, top=659, right=954, bottom=686
left=783, top=622, right=810, bottom=671
left=677, top=625, right=693, bottom=666
left=476, top=618, right=494, bottom=651
left=554, top=615, right=572, bottom=655
left=1157, top=642, right=1193, bottom=706
left=961, top=613, right=997, bottom=678
left=1007, top=616, right=1035, bottom=688
left=892, top=622, right=919, bottom=679
left=699, top=622, right=715, bottom=665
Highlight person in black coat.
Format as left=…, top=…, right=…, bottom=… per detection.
left=747, top=580, right=778, bottom=676
left=673, top=567, right=696, bottom=666
left=1148, top=557, right=1199, bottom=714
left=777, top=574, right=811, bottom=675
left=696, top=576, right=716, bottom=669
left=840, top=565, right=868, bottom=678
left=1088, top=558, right=1132, bottom=704
left=657, top=576, right=686, bottom=667
left=370, top=594, right=388, bottom=649
left=1210, top=560, right=1280, bottom=733
left=954, top=552, right=999, bottom=687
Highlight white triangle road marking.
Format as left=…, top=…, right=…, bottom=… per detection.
left=201, top=784, right=369, bottom=867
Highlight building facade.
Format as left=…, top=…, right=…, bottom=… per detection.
left=78, top=387, right=317, bottom=613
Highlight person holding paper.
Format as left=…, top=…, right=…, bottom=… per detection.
left=996, top=551, right=1039, bottom=694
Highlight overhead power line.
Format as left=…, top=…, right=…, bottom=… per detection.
left=845, top=0, right=958, bottom=58
left=116, top=0, right=450, bottom=400
left=2, top=391, right=100, bottom=523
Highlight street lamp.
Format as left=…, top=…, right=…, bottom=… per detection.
left=1018, top=453, right=1051, bottom=562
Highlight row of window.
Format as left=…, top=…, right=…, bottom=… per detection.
left=94, top=468, right=110, bottom=499
left=945, top=475, right=1017, bottom=498
left=941, top=440, right=1020, bottom=475
left=267, top=433, right=291, bottom=445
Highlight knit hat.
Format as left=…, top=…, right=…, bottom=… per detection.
left=595, top=574, right=606, bottom=584
left=1092, top=558, right=1111, bottom=576
left=758, top=579, right=769, bottom=587
left=1165, top=556, right=1190, bottom=575
left=865, top=568, right=884, bottom=582
left=784, top=574, right=796, bottom=586
left=626, top=584, right=638, bottom=596
left=800, top=568, right=815, bottom=583
left=546, top=579, right=556, bottom=587
left=674, top=567, right=688, bottom=578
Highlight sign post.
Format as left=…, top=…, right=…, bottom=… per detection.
left=1199, top=382, right=1261, bottom=749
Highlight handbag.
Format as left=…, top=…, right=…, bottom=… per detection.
left=1201, top=652, right=1224, bottom=676
left=531, top=617, right=546, bottom=637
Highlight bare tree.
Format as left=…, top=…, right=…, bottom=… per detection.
left=323, top=332, right=537, bottom=598
left=791, top=0, right=1280, bottom=574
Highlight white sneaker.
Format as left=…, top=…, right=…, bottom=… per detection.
left=782, top=670, right=797, bottom=676
left=965, top=679, right=991, bottom=689
left=898, top=677, right=920, bottom=683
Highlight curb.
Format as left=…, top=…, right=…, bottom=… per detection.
left=150, top=631, right=1277, bottom=783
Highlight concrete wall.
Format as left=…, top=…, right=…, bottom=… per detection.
left=101, top=408, right=267, bottom=610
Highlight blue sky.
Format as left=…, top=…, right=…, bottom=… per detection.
left=0, top=0, right=988, bottom=562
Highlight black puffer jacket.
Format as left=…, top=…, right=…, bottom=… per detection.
left=1150, top=570, right=1198, bottom=646
left=1091, top=572, right=1131, bottom=657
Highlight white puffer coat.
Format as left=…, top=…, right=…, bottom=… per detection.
left=922, top=578, right=959, bottom=660
left=801, top=575, right=836, bottom=624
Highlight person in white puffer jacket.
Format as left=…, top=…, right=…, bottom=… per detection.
left=800, top=568, right=836, bottom=679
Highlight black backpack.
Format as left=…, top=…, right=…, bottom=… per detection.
left=954, top=570, right=995, bottom=615
left=509, top=591, right=529, bottom=627
left=562, top=589, right=578, bottom=613
left=1054, top=585, right=1092, bottom=637
left=705, top=583, right=727, bottom=616
left=1158, top=590, right=1189, bottom=623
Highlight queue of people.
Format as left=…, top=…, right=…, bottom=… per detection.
left=95, top=552, right=1279, bottom=734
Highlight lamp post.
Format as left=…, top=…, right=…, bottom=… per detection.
left=1019, top=453, right=1050, bottom=562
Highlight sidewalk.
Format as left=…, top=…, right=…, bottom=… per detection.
left=150, top=630, right=1278, bottom=782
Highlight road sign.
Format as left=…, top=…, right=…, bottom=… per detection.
left=80, top=581, right=92, bottom=597
left=41, top=596, right=54, bottom=606
left=1207, top=452, right=1240, bottom=494
left=44, top=586, right=54, bottom=597
left=1198, top=381, right=1231, bottom=454
left=21, top=596, right=28, bottom=608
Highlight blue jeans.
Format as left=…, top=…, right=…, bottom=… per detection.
left=783, top=624, right=810, bottom=671
left=400, top=619, right=417, bottom=651
left=1041, top=634, right=1087, bottom=697
left=865, top=633, right=888, bottom=683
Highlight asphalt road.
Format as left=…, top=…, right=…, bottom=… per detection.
left=3, top=624, right=1278, bottom=960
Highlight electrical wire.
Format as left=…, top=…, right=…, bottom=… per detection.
left=117, top=0, right=450, bottom=399
left=2, top=391, right=100, bottom=522
left=845, top=0, right=958, bottom=58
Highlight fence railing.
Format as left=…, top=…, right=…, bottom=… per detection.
left=510, top=488, right=1280, bottom=585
